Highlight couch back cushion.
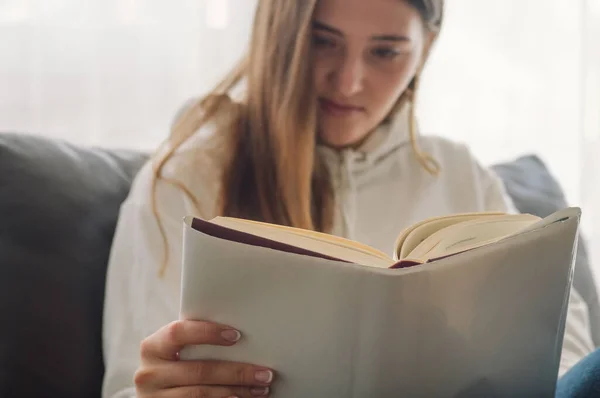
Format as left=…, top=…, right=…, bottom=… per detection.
left=0, top=133, right=148, bottom=398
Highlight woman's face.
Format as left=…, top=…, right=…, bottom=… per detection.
left=312, top=0, right=432, bottom=148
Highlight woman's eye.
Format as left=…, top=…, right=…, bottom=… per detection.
left=313, top=35, right=336, bottom=49
left=372, top=48, right=401, bottom=59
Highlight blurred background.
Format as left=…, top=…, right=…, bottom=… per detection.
left=0, top=0, right=599, bottom=273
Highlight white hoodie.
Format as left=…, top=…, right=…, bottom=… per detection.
left=101, top=106, right=596, bottom=398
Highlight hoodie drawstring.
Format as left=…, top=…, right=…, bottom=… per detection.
left=338, top=150, right=358, bottom=240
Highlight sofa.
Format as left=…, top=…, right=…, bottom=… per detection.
left=0, top=132, right=598, bottom=398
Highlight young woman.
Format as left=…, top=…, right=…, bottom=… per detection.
left=102, top=0, right=597, bottom=397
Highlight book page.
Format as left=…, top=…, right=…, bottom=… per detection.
left=200, top=216, right=393, bottom=268
left=407, top=216, right=539, bottom=262
left=393, top=212, right=505, bottom=260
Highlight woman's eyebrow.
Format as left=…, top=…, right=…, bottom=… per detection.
left=371, top=34, right=410, bottom=42
left=312, top=20, right=409, bottom=42
left=312, top=21, right=344, bottom=36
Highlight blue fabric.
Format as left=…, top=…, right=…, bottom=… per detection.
left=556, top=349, right=600, bottom=397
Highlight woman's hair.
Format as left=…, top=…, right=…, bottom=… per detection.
left=152, top=0, right=444, bottom=275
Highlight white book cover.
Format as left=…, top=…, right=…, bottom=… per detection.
left=179, top=208, right=580, bottom=397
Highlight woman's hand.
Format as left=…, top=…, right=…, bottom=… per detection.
left=135, top=320, right=275, bottom=398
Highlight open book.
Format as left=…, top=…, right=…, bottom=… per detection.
left=188, top=210, right=554, bottom=269
left=180, top=207, right=580, bottom=397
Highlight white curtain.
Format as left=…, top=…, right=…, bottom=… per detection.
left=0, top=0, right=257, bottom=150
left=1, top=0, right=599, bottom=274
left=417, top=0, right=600, bottom=278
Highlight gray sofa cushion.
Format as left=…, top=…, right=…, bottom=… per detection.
left=0, top=133, right=148, bottom=398
left=493, top=155, right=600, bottom=347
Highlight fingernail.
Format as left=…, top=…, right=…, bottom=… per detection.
left=220, top=329, right=241, bottom=342
left=255, top=370, right=273, bottom=383
left=251, top=386, right=270, bottom=396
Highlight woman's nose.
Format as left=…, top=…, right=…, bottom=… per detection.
left=331, top=55, right=364, bottom=97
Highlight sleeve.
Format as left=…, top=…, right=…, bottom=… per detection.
left=101, top=164, right=194, bottom=398
left=480, top=165, right=519, bottom=214
left=480, top=165, right=596, bottom=377
left=559, top=288, right=597, bottom=377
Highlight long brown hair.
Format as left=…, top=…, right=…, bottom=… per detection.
left=152, top=0, right=444, bottom=275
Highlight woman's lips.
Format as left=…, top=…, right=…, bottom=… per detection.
left=319, top=98, right=364, bottom=117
